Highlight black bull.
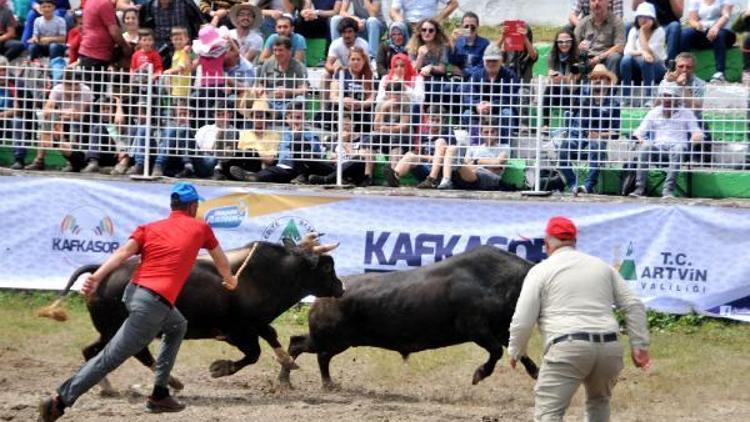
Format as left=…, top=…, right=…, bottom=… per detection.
left=279, top=245, right=540, bottom=388
left=52, top=240, right=344, bottom=392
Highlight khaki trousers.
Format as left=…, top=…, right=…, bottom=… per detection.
left=534, top=340, right=624, bottom=422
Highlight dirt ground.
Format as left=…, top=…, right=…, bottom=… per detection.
left=2, top=314, right=750, bottom=422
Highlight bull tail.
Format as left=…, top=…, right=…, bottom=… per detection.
left=36, top=264, right=100, bottom=322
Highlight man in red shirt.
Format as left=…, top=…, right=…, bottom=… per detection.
left=38, top=182, right=237, bottom=421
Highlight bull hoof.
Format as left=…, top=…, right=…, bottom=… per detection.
left=472, top=367, right=486, bottom=385
left=168, top=376, right=184, bottom=391
left=280, top=359, right=300, bottom=371
left=322, top=380, right=340, bottom=391
left=209, top=359, right=236, bottom=378
left=278, top=379, right=294, bottom=391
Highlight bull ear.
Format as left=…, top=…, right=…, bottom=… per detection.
left=281, top=236, right=296, bottom=251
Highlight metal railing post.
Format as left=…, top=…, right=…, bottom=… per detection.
left=143, top=64, right=154, bottom=177
left=533, top=76, right=544, bottom=192
left=336, top=70, right=344, bottom=186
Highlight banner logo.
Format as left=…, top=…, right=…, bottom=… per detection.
left=619, top=241, right=637, bottom=281
left=205, top=201, right=248, bottom=229
left=52, top=205, right=120, bottom=266
left=262, top=216, right=316, bottom=243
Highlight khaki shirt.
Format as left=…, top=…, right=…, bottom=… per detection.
left=508, top=247, right=650, bottom=360
left=574, top=14, right=626, bottom=56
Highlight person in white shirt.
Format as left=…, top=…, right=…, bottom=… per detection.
left=620, top=2, right=667, bottom=101
left=508, top=215, right=651, bottom=422
left=330, top=0, right=385, bottom=58
left=229, top=3, right=264, bottom=63
left=389, top=0, right=457, bottom=27
left=680, top=0, right=735, bottom=82
left=630, top=82, right=703, bottom=198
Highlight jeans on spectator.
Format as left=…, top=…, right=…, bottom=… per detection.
left=664, top=21, right=681, bottom=61
left=680, top=28, right=736, bottom=73
left=86, top=123, right=121, bottom=164
left=78, top=55, right=111, bottom=101
left=192, top=156, right=218, bottom=178
left=130, top=126, right=151, bottom=165
left=558, top=137, right=606, bottom=192
left=330, top=16, right=384, bottom=57
left=22, top=8, right=69, bottom=45
left=10, top=119, right=26, bottom=163
left=156, top=127, right=192, bottom=167
left=601, top=52, right=623, bottom=78
left=634, top=142, right=685, bottom=195
left=29, top=42, right=66, bottom=60
left=0, top=40, right=26, bottom=62
left=619, top=55, right=666, bottom=98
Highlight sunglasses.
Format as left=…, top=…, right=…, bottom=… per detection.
left=556, top=40, right=573, bottom=45
left=463, top=25, right=476, bottom=30
left=421, top=27, right=436, bottom=34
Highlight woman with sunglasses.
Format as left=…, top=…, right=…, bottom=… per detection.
left=542, top=28, right=581, bottom=130
left=407, top=18, right=451, bottom=105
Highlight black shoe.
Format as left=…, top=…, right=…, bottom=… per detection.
left=146, top=395, right=185, bottom=413
left=358, top=175, right=373, bottom=187
left=10, top=160, right=24, bottom=170
left=416, top=176, right=439, bottom=189
left=37, top=396, right=64, bottom=422
left=382, top=165, right=399, bottom=187
left=290, top=174, right=308, bottom=185
left=309, top=174, right=336, bottom=185
left=211, top=168, right=226, bottom=180
left=25, top=159, right=45, bottom=171
left=175, top=165, right=195, bottom=178
left=229, top=166, right=257, bottom=182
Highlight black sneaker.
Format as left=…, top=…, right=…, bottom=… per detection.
left=175, top=165, right=195, bottom=178
left=229, top=165, right=257, bottom=182
left=145, top=395, right=185, bottom=413
left=382, top=165, right=399, bottom=187
left=358, top=175, right=373, bottom=187
left=37, top=396, right=64, bottom=422
left=211, top=168, right=226, bottom=180
left=416, top=176, right=439, bottom=189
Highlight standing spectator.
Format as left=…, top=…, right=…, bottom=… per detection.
left=191, top=24, right=229, bottom=127
left=117, top=8, right=140, bottom=70
left=138, top=0, right=204, bottom=67
left=390, top=0, right=457, bottom=28
left=259, top=14, right=306, bottom=63
left=20, top=0, right=68, bottom=46
left=620, top=2, right=667, bottom=101
left=28, top=0, right=66, bottom=60
left=330, top=0, right=385, bottom=58
left=37, top=182, right=237, bottom=422
left=375, top=20, right=408, bottom=76
left=632, top=0, right=684, bottom=61
left=254, top=35, right=307, bottom=114
left=680, top=0, right=735, bottom=82
left=66, top=8, right=83, bottom=66
left=130, top=28, right=164, bottom=78
left=296, top=0, right=342, bottom=42
left=575, top=0, right=626, bottom=76
left=161, top=26, right=192, bottom=100
left=569, top=0, right=623, bottom=29
left=199, top=0, right=243, bottom=28
left=228, top=2, right=263, bottom=63
left=542, top=29, right=581, bottom=130
left=630, top=82, right=703, bottom=198
left=449, top=11, right=489, bottom=78
left=0, top=0, right=25, bottom=61
left=508, top=215, right=651, bottom=422
left=559, top=64, right=620, bottom=195
left=125, top=100, right=155, bottom=175
left=407, top=18, right=450, bottom=105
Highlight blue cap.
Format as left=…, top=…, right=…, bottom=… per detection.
left=171, top=182, right=204, bottom=203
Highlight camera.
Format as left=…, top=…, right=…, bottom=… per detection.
left=569, top=52, right=592, bottom=75
left=666, top=59, right=676, bottom=72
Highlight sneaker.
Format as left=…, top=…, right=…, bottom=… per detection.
left=60, top=163, right=76, bottom=172
left=25, top=159, right=44, bottom=171
left=126, top=163, right=144, bottom=175
left=81, top=159, right=100, bottom=173
left=111, top=159, right=129, bottom=175
left=382, top=165, right=400, bottom=187
left=37, top=396, right=64, bottom=422
left=151, top=165, right=164, bottom=177
left=175, top=164, right=195, bottom=178
left=416, top=176, right=439, bottom=189
left=358, top=174, right=373, bottom=187
left=9, top=160, right=24, bottom=170
left=662, top=190, right=676, bottom=199
left=628, top=187, right=645, bottom=198
left=572, top=185, right=589, bottom=197
left=145, top=395, right=185, bottom=413
left=211, top=168, right=226, bottom=180
left=309, top=174, right=335, bottom=185
left=229, top=166, right=257, bottom=182
left=710, top=72, right=726, bottom=83
left=290, top=174, right=308, bottom=185
left=437, top=179, right=453, bottom=190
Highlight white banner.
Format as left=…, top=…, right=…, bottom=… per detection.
left=1, top=176, right=749, bottom=322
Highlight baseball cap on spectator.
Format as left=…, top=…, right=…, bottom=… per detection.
left=545, top=216, right=577, bottom=241
left=483, top=44, right=502, bottom=61
left=171, top=182, right=204, bottom=203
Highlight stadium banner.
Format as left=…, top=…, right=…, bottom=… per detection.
left=1, top=176, right=749, bottom=322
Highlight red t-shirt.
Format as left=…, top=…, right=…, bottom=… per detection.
left=131, top=48, right=164, bottom=74
left=131, top=211, right=219, bottom=305
left=79, top=0, right=117, bottom=62
left=67, top=27, right=82, bottom=63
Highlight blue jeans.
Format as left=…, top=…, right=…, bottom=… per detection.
left=29, top=42, right=66, bottom=59
left=22, top=8, right=69, bottom=45
left=57, top=283, right=187, bottom=406
left=156, top=127, right=193, bottom=167
left=664, top=21, right=681, bottom=60
left=329, top=16, right=384, bottom=57
left=559, top=137, right=606, bottom=192
left=130, top=126, right=151, bottom=165
left=619, top=55, right=666, bottom=97
left=680, top=27, right=736, bottom=73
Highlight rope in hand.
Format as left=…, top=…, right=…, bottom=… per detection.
left=234, top=242, right=259, bottom=280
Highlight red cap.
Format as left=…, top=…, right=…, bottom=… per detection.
left=545, top=216, right=577, bottom=240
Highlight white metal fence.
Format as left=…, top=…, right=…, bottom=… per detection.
left=0, top=64, right=748, bottom=191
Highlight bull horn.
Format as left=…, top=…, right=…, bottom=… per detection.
left=298, top=232, right=320, bottom=252
left=36, top=297, right=70, bottom=322
left=313, top=242, right=339, bottom=255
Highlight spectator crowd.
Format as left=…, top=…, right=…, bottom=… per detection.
left=0, top=0, right=748, bottom=198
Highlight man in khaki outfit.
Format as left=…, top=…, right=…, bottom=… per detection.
left=508, top=216, right=652, bottom=422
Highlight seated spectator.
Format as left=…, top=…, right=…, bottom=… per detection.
left=258, top=0, right=295, bottom=38
left=569, top=0, right=623, bottom=29
left=254, top=35, right=307, bottom=114
left=630, top=82, right=703, bottom=198
left=632, top=0, right=683, bottom=61
left=138, top=0, right=203, bottom=67
left=621, top=2, right=667, bottom=101
left=330, top=0, right=386, bottom=59
left=0, top=56, right=23, bottom=170
left=21, top=0, right=69, bottom=46
left=228, top=2, right=264, bottom=63
left=328, top=43, right=375, bottom=132
left=375, top=52, right=424, bottom=104
left=462, top=44, right=517, bottom=139
left=738, top=3, right=750, bottom=83
left=119, top=8, right=141, bottom=70
left=224, top=34, right=256, bottom=90
left=162, top=26, right=192, bottom=101
left=296, top=0, right=342, bottom=42
left=449, top=11, right=489, bottom=78
left=575, top=0, right=626, bottom=76
left=130, top=28, right=164, bottom=79
left=390, top=0, right=458, bottom=28
left=407, top=18, right=450, bottom=105
left=124, top=100, right=155, bottom=175
left=373, top=79, right=416, bottom=187
left=498, top=21, right=538, bottom=83
left=375, top=21, right=409, bottom=77
left=201, top=102, right=240, bottom=180
left=152, top=100, right=193, bottom=177
left=386, top=104, right=452, bottom=189
left=26, top=70, right=93, bottom=171
left=229, top=101, right=330, bottom=183
left=200, top=0, right=243, bottom=28
left=680, top=0, right=735, bottom=82
left=321, top=16, right=368, bottom=108
left=66, top=9, right=83, bottom=66
left=259, top=14, right=306, bottom=63
left=81, top=95, right=129, bottom=174
left=307, top=113, right=372, bottom=185
left=437, top=117, right=514, bottom=191
left=559, top=64, right=620, bottom=195
left=229, top=99, right=281, bottom=174
left=27, top=0, right=66, bottom=61
left=0, top=0, right=27, bottom=62
left=542, top=28, right=582, bottom=129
